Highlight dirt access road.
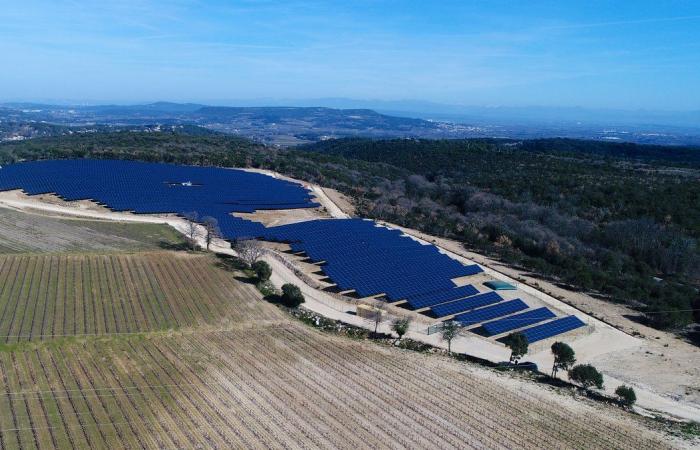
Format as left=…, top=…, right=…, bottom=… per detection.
left=298, top=184, right=700, bottom=423
left=1, top=180, right=698, bottom=422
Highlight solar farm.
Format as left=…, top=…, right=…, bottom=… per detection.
left=0, top=159, right=586, bottom=345
left=0, top=159, right=688, bottom=448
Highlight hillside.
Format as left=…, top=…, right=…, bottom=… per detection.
left=302, top=137, right=700, bottom=167
left=0, top=207, right=184, bottom=253
left=297, top=138, right=700, bottom=332
left=0, top=207, right=679, bottom=448
left=4, top=102, right=699, bottom=146
left=1, top=133, right=698, bottom=333
left=0, top=104, right=457, bottom=146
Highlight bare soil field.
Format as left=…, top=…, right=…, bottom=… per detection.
left=0, top=323, right=678, bottom=450
left=322, top=187, right=355, bottom=216
left=0, top=207, right=184, bottom=254
left=233, top=207, right=330, bottom=227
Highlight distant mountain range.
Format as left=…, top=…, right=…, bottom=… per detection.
left=268, top=98, right=700, bottom=127
left=1, top=101, right=699, bottom=146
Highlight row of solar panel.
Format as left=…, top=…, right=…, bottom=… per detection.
left=321, top=261, right=476, bottom=287
left=518, top=316, right=586, bottom=343
left=267, top=218, right=485, bottom=302
left=453, top=299, right=528, bottom=326
left=408, top=284, right=479, bottom=309
left=430, top=291, right=504, bottom=318
left=482, top=307, right=556, bottom=336
left=434, top=296, right=584, bottom=342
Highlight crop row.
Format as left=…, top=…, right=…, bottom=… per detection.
left=0, top=252, right=281, bottom=342
left=0, top=324, right=672, bottom=449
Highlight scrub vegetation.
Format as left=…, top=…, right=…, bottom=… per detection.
left=1, top=132, right=699, bottom=332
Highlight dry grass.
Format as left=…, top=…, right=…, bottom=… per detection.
left=0, top=207, right=185, bottom=254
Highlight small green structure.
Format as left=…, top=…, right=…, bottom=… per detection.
left=484, top=280, right=516, bottom=290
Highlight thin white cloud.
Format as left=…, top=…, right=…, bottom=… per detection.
left=543, top=14, right=700, bottom=30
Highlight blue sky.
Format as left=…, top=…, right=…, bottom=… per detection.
left=1, top=0, right=698, bottom=110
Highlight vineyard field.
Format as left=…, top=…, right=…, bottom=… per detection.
left=0, top=324, right=672, bottom=449
left=0, top=207, right=185, bottom=254
left=0, top=208, right=680, bottom=449
left=0, top=252, right=283, bottom=342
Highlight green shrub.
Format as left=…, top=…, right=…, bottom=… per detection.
left=615, top=385, right=636, bottom=407
left=569, top=364, right=604, bottom=389
left=252, top=260, right=272, bottom=281
left=281, top=283, right=305, bottom=307
left=397, top=338, right=432, bottom=352
left=503, top=332, right=528, bottom=364
left=256, top=280, right=276, bottom=297
left=391, top=317, right=411, bottom=341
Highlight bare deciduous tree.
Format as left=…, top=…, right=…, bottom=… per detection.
left=391, top=317, right=411, bottom=343
left=202, top=216, right=220, bottom=251
left=233, top=238, right=264, bottom=266
left=183, top=211, right=200, bottom=249
left=441, top=320, right=460, bottom=354
left=372, top=303, right=385, bottom=336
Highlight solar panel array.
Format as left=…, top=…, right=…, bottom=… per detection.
left=430, top=291, right=504, bottom=318
left=0, top=159, right=317, bottom=238
left=482, top=307, right=557, bottom=336
left=0, top=159, right=587, bottom=343
left=0, top=160, right=484, bottom=303
left=452, top=299, right=528, bottom=326
left=264, top=219, right=483, bottom=301
left=425, top=289, right=585, bottom=342
left=518, top=316, right=586, bottom=343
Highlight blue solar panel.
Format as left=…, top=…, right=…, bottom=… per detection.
left=0, top=160, right=317, bottom=241
left=268, top=219, right=483, bottom=301
left=482, top=307, right=556, bottom=336
left=406, top=284, right=479, bottom=309
left=430, top=291, right=503, bottom=318
left=452, top=299, right=528, bottom=326
left=519, top=316, right=586, bottom=343
left=0, top=159, right=488, bottom=309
